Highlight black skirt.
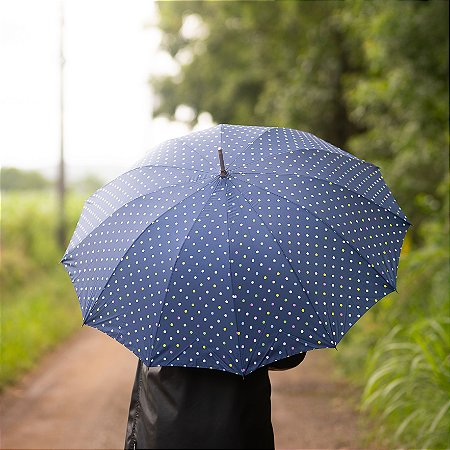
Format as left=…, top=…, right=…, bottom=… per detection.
left=124, top=362, right=274, bottom=450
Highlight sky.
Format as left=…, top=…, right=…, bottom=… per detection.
left=0, top=0, right=213, bottom=181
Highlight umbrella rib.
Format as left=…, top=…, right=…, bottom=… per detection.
left=229, top=180, right=336, bottom=347
left=91, top=164, right=211, bottom=196
left=161, top=341, right=234, bottom=373
left=244, top=316, right=276, bottom=372
left=63, top=174, right=214, bottom=259
left=210, top=349, right=238, bottom=373
left=90, top=172, right=207, bottom=217
left=278, top=329, right=325, bottom=351
left=148, top=178, right=222, bottom=363
left=82, top=178, right=219, bottom=325
left=138, top=163, right=211, bottom=173
left=333, top=293, right=390, bottom=347
left=235, top=171, right=410, bottom=225
left=342, top=301, right=350, bottom=347
left=291, top=130, right=358, bottom=160
left=159, top=339, right=196, bottom=367
left=180, top=140, right=217, bottom=169
left=227, top=127, right=275, bottom=170
left=88, top=166, right=210, bottom=220
left=233, top=146, right=361, bottom=173
left=256, top=329, right=282, bottom=371
left=233, top=176, right=398, bottom=291
left=224, top=180, right=244, bottom=374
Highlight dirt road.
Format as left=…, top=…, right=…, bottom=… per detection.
left=1, top=327, right=370, bottom=449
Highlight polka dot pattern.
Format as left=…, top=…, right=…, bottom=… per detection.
left=62, top=124, right=410, bottom=376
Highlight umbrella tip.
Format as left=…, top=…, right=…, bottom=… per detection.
left=218, top=148, right=228, bottom=177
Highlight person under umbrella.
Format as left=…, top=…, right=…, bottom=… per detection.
left=61, top=125, right=410, bottom=450
left=124, top=353, right=306, bottom=449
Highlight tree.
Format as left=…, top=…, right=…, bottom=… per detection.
left=152, top=0, right=449, bottom=234
left=152, top=1, right=364, bottom=148
left=0, top=167, right=51, bottom=191
left=343, top=0, right=449, bottom=232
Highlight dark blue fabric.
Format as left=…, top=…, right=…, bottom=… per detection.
left=62, top=125, right=410, bottom=376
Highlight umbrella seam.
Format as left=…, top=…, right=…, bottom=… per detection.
left=210, top=349, right=238, bottom=374
left=233, top=147, right=365, bottom=173
left=63, top=172, right=214, bottom=258
left=227, top=127, right=276, bottom=170
left=180, top=140, right=217, bottom=169
left=88, top=164, right=211, bottom=201
left=257, top=330, right=282, bottom=370
left=230, top=180, right=336, bottom=347
left=234, top=171, right=410, bottom=225
left=333, top=290, right=393, bottom=347
left=82, top=178, right=219, bottom=325
left=232, top=176, right=399, bottom=291
left=245, top=316, right=273, bottom=373
left=277, top=329, right=324, bottom=351
left=148, top=178, right=222, bottom=363
left=343, top=301, right=350, bottom=347
left=156, top=339, right=196, bottom=367
left=65, top=175, right=212, bottom=286
left=138, top=164, right=211, bottom=173
left=296, top=131, right=358, bottom=160
left=224, top=180, right=245, bottom=374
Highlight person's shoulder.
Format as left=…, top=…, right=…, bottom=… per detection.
left=268, top=352, right=306, bottom=371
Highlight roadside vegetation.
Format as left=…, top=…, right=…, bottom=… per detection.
left=1, top=190, right=85, bottom=390
left=1, top=2, right=448, bottom=447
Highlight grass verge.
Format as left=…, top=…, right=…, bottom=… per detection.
left=1, top=266, right=81, bottom=391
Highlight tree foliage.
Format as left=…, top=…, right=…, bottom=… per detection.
left=152, top=1, right=449, bottom=447
left=153, top=1, right=364, bottom=149
left=152, top=0, right=448, bottom=233
left=343, top=1, right=449, bottom=232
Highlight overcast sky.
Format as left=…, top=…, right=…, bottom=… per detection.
left=0, top=0, right=212, bottom=179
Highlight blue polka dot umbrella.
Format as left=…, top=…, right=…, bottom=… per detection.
left=61, top=125, right=411, bottom=376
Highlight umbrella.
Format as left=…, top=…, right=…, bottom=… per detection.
left=61, top=124, right=410, bottom=376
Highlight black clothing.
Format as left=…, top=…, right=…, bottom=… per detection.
left=124, top=353, right=306, bottom=450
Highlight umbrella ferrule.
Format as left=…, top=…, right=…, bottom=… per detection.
left=218, top=148, right=228, bottom=177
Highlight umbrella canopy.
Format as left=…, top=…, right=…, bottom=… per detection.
left=61, top=124, right=410, bottom=376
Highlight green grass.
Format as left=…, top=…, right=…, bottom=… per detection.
left=362, top=318, right=450, bottom=449
left=0, top=268, right=82, bottom=389
left=1, top=190, right=86, bottom=390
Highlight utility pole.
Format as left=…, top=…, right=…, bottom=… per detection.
left=57, top=1, right=66, bottom=249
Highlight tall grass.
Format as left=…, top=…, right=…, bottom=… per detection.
left=363, top=319, right=450, bottom=449
left=1, top=190, right=85, bottom=390
left=335, top=187, right=449, bottom=449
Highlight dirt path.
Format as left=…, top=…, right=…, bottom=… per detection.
left=1, top=327, right=370, bottom=449
left=270, top=352, right=369, bottom=449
